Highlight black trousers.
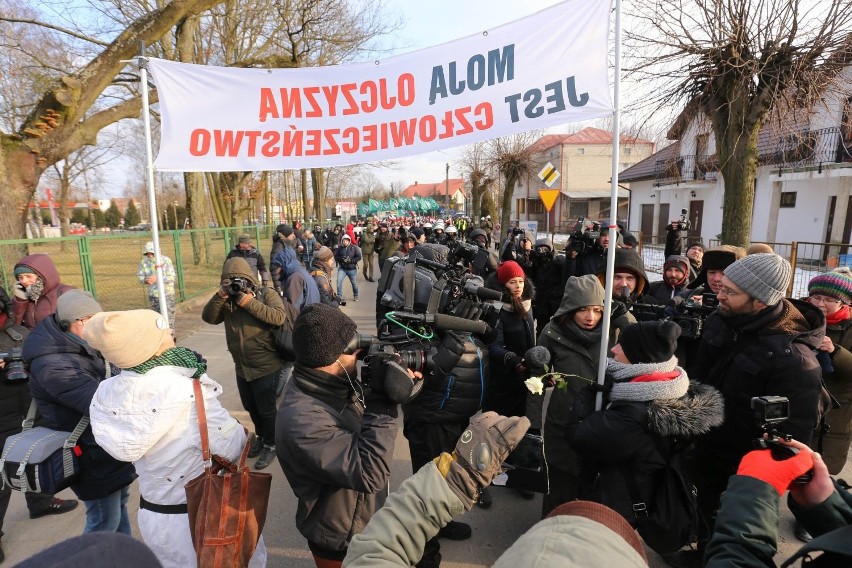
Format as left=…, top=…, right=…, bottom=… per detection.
left=0, top=487, right=56, bottom=537
left=236, top=369, right=280, bottom=447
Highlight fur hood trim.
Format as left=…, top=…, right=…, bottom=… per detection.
left=647, top=381, right=725, bottom=438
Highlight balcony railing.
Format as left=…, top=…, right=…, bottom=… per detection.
left=654, top=154, right=718, bottom=186
left=766, top=126, right=852, bottom=173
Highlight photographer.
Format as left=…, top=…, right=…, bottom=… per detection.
left=202, top=257, right=287, bottom=470
left=664, top=212, right=690, bottom=259
left=673, top=254, right=824, bottom=565
left=562, top=225, right=614, bottom=285
left=335, top=234, right=362, bottom=303
left=528, top=238, right=564, bottom=336
left=276, top=304, right=421, bottom=567
left=468, top=229, right=499, bottom=279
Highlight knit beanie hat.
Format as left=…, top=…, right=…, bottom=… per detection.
left=702, top=245, right=746, bottom=271
left=687, top=242, right=705, bottom=252
left=56, top=290, right=102, bottom=324
left=237, top=233, right=251, bottom=244
left=13, top=265, right=36, bottom=277
left=619, top=320, right=681, bottom=364
left=410, top=227, right=425, bottom=240
left=664, top=255, right=689, bottom=276
left=293, top=303, right=357, bottom=367
left=724, top=253, right=791, bottom=306
left=808, top=267, right=852, bottom=305
left=497, top=261, right=525, bottom=284
left=314, top=246, right=333, bottom=263
left=276, top=224, right=293, bottom=238
left=83, top=310, right=170, bottom=368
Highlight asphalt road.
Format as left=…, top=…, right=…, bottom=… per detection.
left=1, top=274, right=848, bottom=566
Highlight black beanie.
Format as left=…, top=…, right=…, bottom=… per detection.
left=293, top=304, right=357, bottom=367
left=619, top=320, right=681, bottom=364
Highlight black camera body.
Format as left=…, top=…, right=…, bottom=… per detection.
left=629, top=293, right=716, bottom=339
left=511, top=227, right=525, bottom=237
left=565, top=217, right=601, bottom=255
left=0, top=348, right=28, bottom=382
left=227, top=277, right=249, bottom=295
left=751, top=396, right=814, bottom=484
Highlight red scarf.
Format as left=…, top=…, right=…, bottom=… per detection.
left=630, top=370, right=680, bottom=383
left=826, top=304, right=850, bottom=326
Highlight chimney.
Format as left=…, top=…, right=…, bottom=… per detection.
left=414, top=181, right=418, bottom=186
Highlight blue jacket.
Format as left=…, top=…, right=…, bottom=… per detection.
left=23, top=314, right=137, bottom=501
left=272, top=246, right=320, bottom=311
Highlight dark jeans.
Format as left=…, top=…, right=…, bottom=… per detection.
left=236, top=369, right=280, bottom=447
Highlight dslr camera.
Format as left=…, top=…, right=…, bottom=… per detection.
left=751, top=396, right=813, bottom=484
left=670, top=208, right=691, bottom=232
left=0, top=348, right=28, bottom=382
left=511, top=227, right=525, bottom=237
left=565, top=217, right=601, bottom=255
left=227, top=277, right=249, bottom=295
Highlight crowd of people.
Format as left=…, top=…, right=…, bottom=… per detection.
left=0, top=215, right=851, bottom=568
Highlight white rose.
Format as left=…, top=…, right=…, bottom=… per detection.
left=524, top=376, right=544, bottom=396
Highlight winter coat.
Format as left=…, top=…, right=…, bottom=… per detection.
left=226, top=245, right=271, bottom=284
left=23, top=315, right=137, bottom=501
left=485, top=278, right=536, bottom=417
left=539, top=275, right=632, bottom=474
left=571, top=377, right=724, bottom=525
left=528, top=252, right=564, bottom=324
left=374, top=230, right=391, bottom=255
left=816, top=311, right=852, bottom=473
left=0, top=320, right=31, bottom=441
left=136, top=254, right=176, bottom=300
left=690, top=299, right=824, bottom=472
left=402, top=335, right=490, bottom=425
left=562, top=245, right=606, bottom=284
left=646, top=279, right=688, bottom=305
left=302, top=236, right=319, bottom=266
left=706, top=475, right=852, bottom=568
left=12, top=254, right=73, bottom=329
left=272, top=246, right=321, bottom=311
left=202, top=257, right=286, bottom=381
left=335, top=244, right=362, bottom=269
left=276, top=365, right=398, bottom=556
left=310, top=259, right=340, bottom=308
left=359, top=231, right=376, bottom=256
left=90, top=366, right=260, bottom=568
left=342, top=462, right=647, bottom=568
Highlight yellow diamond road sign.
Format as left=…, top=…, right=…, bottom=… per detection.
left=538, top=189, right=560, bottom=212
left=538, top=162, right=560, bottom=187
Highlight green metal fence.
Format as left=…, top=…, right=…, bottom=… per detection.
left=0, top=225, right=277, bottom=311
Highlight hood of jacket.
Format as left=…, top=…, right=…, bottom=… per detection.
left=738, top=298, right=825, bottom=350
left=553, top=274, right=604, bottom=319
left=274, top=246, right=303, bottom=279
left=220, top=257, right=258, bottom=287
left=15, top=254, right=61, bottom=292
left=647, top=381, right=725, bottom=438
left=596, top=249, right=649, bottom=297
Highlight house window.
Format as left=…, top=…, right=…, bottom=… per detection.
left=569, top=201, right=589, bottom=218
left=516, top=199, right=526, bottom=214
left=780, top=192, right=797, bottom=208
left=577, top=148, right=585, bottom=155
left=528, top=200, right=544, bottom=214
left=624, top=147, right=632, bottom=155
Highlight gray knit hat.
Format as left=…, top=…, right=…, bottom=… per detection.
left=724, top=253, right=791, bottom=306
left=56, top=290, right=103, bottom=324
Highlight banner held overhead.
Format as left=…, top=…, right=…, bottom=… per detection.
left=148, top=0, right=613, bottom=172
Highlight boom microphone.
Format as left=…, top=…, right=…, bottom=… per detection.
left=389, top=311, right=490, bottom=335
left=472, top=286, right=503, bottom=302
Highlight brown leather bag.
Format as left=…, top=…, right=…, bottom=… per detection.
left=185, top=379, right=272, bottom=567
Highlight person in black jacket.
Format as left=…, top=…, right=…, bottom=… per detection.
left=685, top=253, right=824, bottom=559
left=646, top=255, right=690, bottom=305
left=563, top=225, right=614, bottom=285
left=227, top=234, right=271, bottom=287
left=527, top=238, right=564, bottom=336
left=23, top=290, right=136, bottom=535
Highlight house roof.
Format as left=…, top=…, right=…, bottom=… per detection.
left=530, top=127, right=654, bottom=153
left=401, top=179, right=466, bottom=199
left=618, top=142, right=681, bottom=182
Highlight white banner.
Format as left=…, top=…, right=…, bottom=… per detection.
left=149, top=0, right=612, bottom=172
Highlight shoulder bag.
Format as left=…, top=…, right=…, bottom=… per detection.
left=185, top=379, right=272, bottom=568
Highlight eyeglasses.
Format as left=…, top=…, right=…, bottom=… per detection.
left=808, top=295, right=841, bottom=306
left=716, top=285, right=742, bottom=298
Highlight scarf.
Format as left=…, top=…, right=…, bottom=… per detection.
left=826, top=304, right=850, bottom=326
left=607, top=357, right=689, bottom=402
left=129, top=347, right=208, bottom=378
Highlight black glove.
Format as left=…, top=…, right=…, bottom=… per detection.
left=504, top=352, right=521, bottom=370
left=434, top=412, right=530, bottom=510
left=365, top=355, right=401, bottom=417
left=432, top=331, right=466, bottom=376
left=452, top=300, right=482, bottom=321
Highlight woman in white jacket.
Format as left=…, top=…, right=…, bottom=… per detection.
left=83, top=309, right=266, bottom=567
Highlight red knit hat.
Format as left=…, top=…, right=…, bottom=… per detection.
left=497, top=261, right=525, bottom=284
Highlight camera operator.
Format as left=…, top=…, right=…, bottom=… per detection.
left=514, top=237, right=534, bottom=272
left=528, top=238, right=565, bottom=336
left=563, top=224, right=615, bottom=285
left=467, top=229, right=498, bottom=279
left=672, top=254, right=825, bottom=565
left=276, top=304, right=422, bottom=567
left=202, top=257, right=287, bottom=470
left=664, top=212, right=690, bottom=259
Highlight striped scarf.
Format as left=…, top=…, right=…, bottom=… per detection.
left=129, top=347, right=207, bottom=378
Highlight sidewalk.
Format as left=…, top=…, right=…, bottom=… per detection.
left=1, top=276, right=846, bottom=565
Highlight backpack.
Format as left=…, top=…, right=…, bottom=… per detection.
left=620, top=436, right=700, bottom=554
left=256, top=288, right=299, bottom=362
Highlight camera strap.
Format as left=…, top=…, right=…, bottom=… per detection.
left=403, top=259, right=417, bottom=312
left=426, top=276, right=447, bottom=314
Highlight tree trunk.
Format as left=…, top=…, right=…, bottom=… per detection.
left=59, top=161, right=71, bottom=252
left=500, top=174, right=517, bottom=238
left=301, top=169, right=309, bottom=222
left=311, top=168, right=325, bottom=222
left=715, top=119, right=761, bottom=248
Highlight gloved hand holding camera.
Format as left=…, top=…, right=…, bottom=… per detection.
left=366, top=351, right=424, bottom=412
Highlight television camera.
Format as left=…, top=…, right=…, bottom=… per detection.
left=628, top=292, right=718, bottom=339
left=565, top=217, right=601, bottom=255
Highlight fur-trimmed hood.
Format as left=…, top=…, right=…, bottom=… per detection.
left=647, top=381, right=725, bottom=439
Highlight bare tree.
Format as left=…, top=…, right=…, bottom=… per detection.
left=627, top=0, right=852, bottom=246
left=456, top=142, right=493, bottom=221
left=488, top=131, right=541, bottom=237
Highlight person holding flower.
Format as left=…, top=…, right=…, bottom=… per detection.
left=536, top=274, right=632, bottom=516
